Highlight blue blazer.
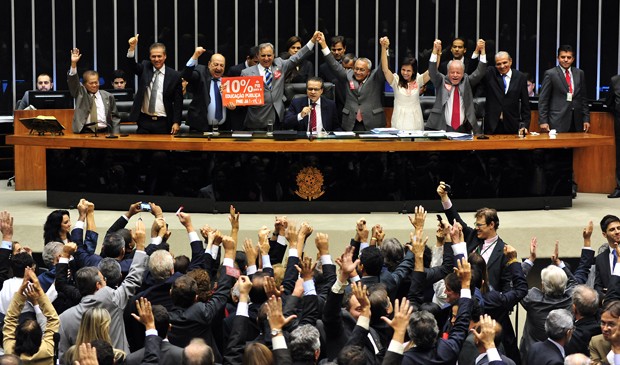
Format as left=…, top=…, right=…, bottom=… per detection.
left=282, top=96, right=341, bottom=131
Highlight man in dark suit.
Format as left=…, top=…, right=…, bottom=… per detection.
left=482, top=51, right=530, bottom=134
left=427, top=39, right=487, bottom=134
left=439, top=38, right=479, bottom=76
left=126, top=304, right=183, bottom=365
left=606, top=74, right=620, bottom=198
left=67, top=48, right=120, bottom=134
left=538, top=44, right=590, bottom=133
left=16, top=73, right=54, bottom=110
left=126, top=35, right=183, bottom=134
left=319, top=36, right=348, bottom=122
left=181, top=47, right=236, bottom=132
left=595, top=215, right=620, bottom=298
left=241, top=32, right=319, bottom=130
left=526, top=309, right=574, bottom=365
left=565, top=285, right=601, bottom=357
left=282, top=77, right=340, bottom=132
left=226, top=46, right=259, bottom=77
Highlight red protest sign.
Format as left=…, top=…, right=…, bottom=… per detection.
left=221, top=76, right=265, bottom=106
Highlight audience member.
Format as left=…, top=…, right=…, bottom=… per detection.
left=111, top=69, right=128, bottom=90
left=16, top=74, right=54, bottom=110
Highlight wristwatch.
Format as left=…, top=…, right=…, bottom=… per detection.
left=271, top=328, right=283, bottom=337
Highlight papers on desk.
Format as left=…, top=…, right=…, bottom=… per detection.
left=358, top=133, right=399, bottom=139
left=232, top=131, right=253, bottom=138
left=333, top=131, right=356, bottom=137
left=445, top=132, right=474, bottom=140
left=370, top=128, right=400, bottom=135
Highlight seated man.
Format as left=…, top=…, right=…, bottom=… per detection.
left=282, top=77, right=340, bottom=132
left=67, top=48, right=120, bottom=134
left=111, top=69, right=128, bottom=90
left=16, top=73, right=54, bottom=110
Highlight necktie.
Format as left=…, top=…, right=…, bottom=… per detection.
left=613, top=250, right=618, bottom=271
left=310, top=102, right=317, bottom=132
left=502, top=74, right=508, bottom=94
left=213, top=78, right=223, bottom=121
left=90, top=94, right=97, bottom=125
left=265, top=67, right=272, bottom=89
left=451, top=86, right=461, bottom=130
left=565, top=69, right=573, bottom=93
left=148, top=70, right=161, bottom=114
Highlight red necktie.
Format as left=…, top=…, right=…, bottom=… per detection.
left=451, top=86, right=461, bottom=130
left=565, top=69, right=572, bottom=93
left=310, top=102, right=317, bottom=132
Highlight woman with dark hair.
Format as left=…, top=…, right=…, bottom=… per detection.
left=281, top=36, right=313, bottom=83
left=43, top=209, right=71, bottom=245
left=380, top=36, right=433, bottom=130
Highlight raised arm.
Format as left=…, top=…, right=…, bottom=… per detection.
left=380, top=37, right=395, bottom=85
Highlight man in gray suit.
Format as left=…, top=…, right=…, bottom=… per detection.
left=426, top=39, right=487, bottom=134
left=240, top=32, right=320, bottom=130
left=317, top=33, right=386, bottom=131
left=58, top=219, right=148, bottom=358
left=67, top=48, right=120, bottom=134
left=538, top=45, right=590, bottom=133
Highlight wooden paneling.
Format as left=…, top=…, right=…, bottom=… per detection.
left=574, top=112, right=617, bottom=193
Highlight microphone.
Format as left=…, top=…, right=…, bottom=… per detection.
left=105, top=122, right=119, bottom=139
left=307, top=100, right=314, bottom=141
left=83, top=122, right=100, bottom=137
left=53, top=332, right=61, bottom=364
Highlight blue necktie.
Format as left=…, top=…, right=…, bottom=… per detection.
left=265, top=67, right=272, bottom=89
left=502, top=74, right=507, bottom=93
left=213, top=78, right=222, bottom=121
left=613, top=250, right=617, bottom=271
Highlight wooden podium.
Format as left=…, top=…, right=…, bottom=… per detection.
left=13, top=109, right=74, bottom=190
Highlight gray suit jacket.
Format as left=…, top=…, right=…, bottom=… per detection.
left=126, top=340, right=183, bottom=365
left=67, top=71, right=120, bottom=134
left=538, top=65, right=590, bottom=132
left=426, top=58, right=486, bottom=133
left=16, top=91, right=32, bottom=110
left=241, top=44, right=313, bottom=129
left=322, top=53, right=386, bottom=131
left=58, top=250, right=148, bottom=358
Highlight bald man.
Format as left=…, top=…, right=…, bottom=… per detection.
left=181, top=47, right=236, bottom=132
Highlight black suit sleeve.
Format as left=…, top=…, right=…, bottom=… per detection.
left=141, top=335, right=162, bottom=365
left=107, top=215, right=129, bottom=236
left=573, top=248, right=595, bottom=285
left=518, top=74, right=531, bottom=124
left=223, top=315, right=250, bottom=365
left=282, top=255, right=300, bottom=296
left=483, top=262, right=528, bottom=312
left=424, top=243, right=455, bottom=284
left=298, top=294, right=319, bottom=327
left=55, top=262, right=82, bottom=305
left=605, top=273, right=620, bottom=304
left=0, top=248, right=11, bottom=289
left=268, top=239, right=287, bottom=265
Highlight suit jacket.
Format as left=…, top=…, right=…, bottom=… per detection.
left=595, top=248, right=612, bottom=299
left=227, top=62, right=247, bottom=77
left=526, top=339, right=564, bottom=365
left=126, top=58, right=183, bottom=129
left=58, top=250, right=148, bottom=358
left=565, top=315, right=601, bottom=356
left=16, top=90, right=32, bottom=110
left=482, top=67, right=530, bottom=134
left=320, top=62, right=347, bottom=117
left=181, top=64, right=226, bottom=132
left=402, top=297, right=472, bottom=365
left=427, top=58, right=486, bottom=133
left=589, top=334, right=611, bottom=365
left=538, top=65, right=590, bottom=132
left=67, top=71, right=120, bottom=134
left=282, top=96, right=341, bottom=131
left=126, top=339, right=182, bottom=365
left=322, top=53, right=386, bottom=131
left=241, top=44, right=313, bottom=129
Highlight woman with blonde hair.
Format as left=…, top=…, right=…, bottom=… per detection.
left=61, top=308, right=125, bottom=365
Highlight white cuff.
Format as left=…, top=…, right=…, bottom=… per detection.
left=122, top=214, right=130, bottom=221
left=247, top=265, right=258, bottom=275
left=69, top=67, right=77, bottom=76
left=127, top=50, right=135, bottom=58
left=276, top=235, right=287, bottom=246
left=209, top=245, right=220, bottom=258
left=151, top=236, right=163, bottom=245
left=223, top=258, right=234, bottom=268
left=1, top=241, right=12, bottom=250
left=236, top=301, right=249, bottom=317
left=297, top=113, right=304, bottom=121
left=452, top=242, right=468, bottom=257
left=360, top=242, right=370, bottom=251
left=262, top=255, right=272, bottom=268
left=321, top=47, right=331, bottom=56
left=557, top=261, right=566, bottom=269
left=59, top=257, right=70, bottom=264
left=461, top=288, right=472, bottom=299
left=306, top=41, right=315, bottom=50
left=145, top=329, right=158, bottom=337
left=441, top=200, right=453, bottom=210
left=320, top=255, right=333, bottom=265
left=486, top=348, right=501, bottom=362
left=272, top=335, right=287, bottom=349
left=74, top=221, right=85, bottom=229
left=582, top=247, right=594, bottom=251
left=524, top=259, right=534, bottom=267
left=350, top=275, right=361, bottom=283
left=356, top=315, right=370, bottom=330
left=331, top=279, right=348, bottom=294
left=387, top=340, right=405, bottom=355
left=33, top=304, right=42, bottom=314
left=302, top=280, right=317, bottom=296
left=430, top=53, right=438, bottom=62
left=289, top=248, right=299, bottom=258
left=186, top=58, right=198, bottom=67
left=479, top=54, right=487, bottom=63
left=188, top=231, right=200, bottom=243
left=613, top=262, right=620, bottom=277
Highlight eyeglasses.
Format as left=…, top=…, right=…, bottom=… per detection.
left=474, top=223, right=487, bottom=228
left=307, top=87, right=322, bottom=92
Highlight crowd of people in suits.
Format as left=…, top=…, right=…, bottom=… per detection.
left=2, top=181, right=620, bottom=365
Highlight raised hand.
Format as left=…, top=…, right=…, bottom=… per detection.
left=265, top=296, right=296, bottom=332
left=150, top=202, right=163, bottom=219
left=131, top=297, right=155, bottom=330
left=335, top=245, right=359, bottom=278
left=456, top=257, right=472, bottom=288
left=237, top=275, right=252, bottom=302
left=371, top=224, right=385, bottom=246
left=192, top=46, right=207, bottom=60
left=351, top=281, right=370, bottom=317
left=315, top=233, right=329, bottom=256
left=243, top=238, right=258, bottom=265
left=472, top=315, right=498, bottom=350
left=128, top=34, right=139, bottom=50
left=551, top=240, right=561, bottom=266
left=355, top=218, right=368, bottom=242
left=529, top=237, right=538, bottom=262
left=75, top=343, right=99, bottom=365
left=450, top=221, right=464, bottom=243
left=295, top=256, right=316, bottom=281
left=228, top=205, right=240, bottom=231
left=70, top=48, right=82, bottom=65
left=132, top=219, right=146, bottom=251
left=583, top=220, right=593, bottom=247
left=264, top=276, right=283, bottom=298
left=382, top=298, right=412, bottom=343
left=433, top=39, right=442, bottom=55
left=0, top=211, right=14, bottom=241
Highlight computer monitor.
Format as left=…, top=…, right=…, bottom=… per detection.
left=104, top=88, right=134, bottom=101
left=29, top=90, right=74, bottom=109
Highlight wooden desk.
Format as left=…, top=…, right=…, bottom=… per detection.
left=8, top=111, right=615, bottom=192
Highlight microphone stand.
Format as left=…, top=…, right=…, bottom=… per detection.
left=477, top=117, right=489, bottom=139
left=83, top=122, right=100, bottom=137
left=105, top=122, right=119, bottom=139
